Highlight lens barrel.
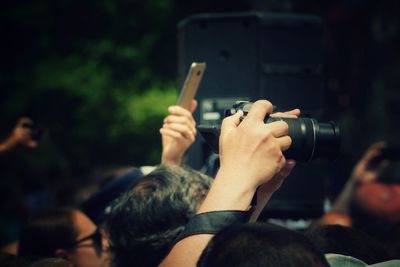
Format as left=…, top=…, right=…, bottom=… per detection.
left=226, top=101, right=340, bottom=162
left=265, top=117, right=340, bottom=162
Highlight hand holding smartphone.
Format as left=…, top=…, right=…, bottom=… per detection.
left=177, top=62, right=206, bottom=110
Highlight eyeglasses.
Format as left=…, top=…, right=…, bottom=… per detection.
left=68, top=228, right=103, bottom=252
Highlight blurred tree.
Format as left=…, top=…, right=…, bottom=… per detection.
left=0, top=0, right=252, bottom=195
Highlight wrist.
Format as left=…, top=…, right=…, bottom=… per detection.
left=216, top=167, right=260, bottom=191
left=161, top=152, right=183, bottom=165
left=198, top=169, right=258, bottom=213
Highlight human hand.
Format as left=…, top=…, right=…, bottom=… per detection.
left=218, top=100, right=291, bottom=190
left=249, top=108, right=300, bottom=221
left=160, top=100, right=197, bottom=165
left=0, top=117, right=38, bottom=153
left=351, top=142, right=388, bottom=184
left=256, top=108, right=300, bottom=193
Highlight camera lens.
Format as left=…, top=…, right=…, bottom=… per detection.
left=265, top=117, right=340, bottom=162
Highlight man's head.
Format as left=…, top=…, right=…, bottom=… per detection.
left=198, top=223, right=330, bottom=267
left=106, top=165, right=212, bottom=267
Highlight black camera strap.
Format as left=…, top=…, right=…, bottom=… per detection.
left=171, top=209, right=254, bottom=248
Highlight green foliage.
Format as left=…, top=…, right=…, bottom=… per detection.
left=1, top=32, right=178, bottom=182
left=0, top=0, right=254, bottom=187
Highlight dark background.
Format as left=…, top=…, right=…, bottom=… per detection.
left=1, top=0, right=400, bottom=244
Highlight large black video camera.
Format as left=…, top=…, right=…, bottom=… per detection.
left=198, top=101, right=340, bottom=163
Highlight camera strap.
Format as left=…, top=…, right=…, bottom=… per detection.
left=171, top=208, right=254, bottom=247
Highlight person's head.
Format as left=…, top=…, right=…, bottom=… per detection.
left=198, top=223, right=330, bottom=267
left=106, top=164, right=212, bottom=267
left=354, top=183, right=400, bottom=224
left=306, top=224, right=392, bottom=264
left=350, top=183, right=400, bottom=258
left=18, top=207, right=109, bottom=267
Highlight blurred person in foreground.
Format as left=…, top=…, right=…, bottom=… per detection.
left=319, top=142, right=400, bottom=258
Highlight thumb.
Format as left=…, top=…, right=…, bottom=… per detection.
left=190, top=99, right=198, bottom=113
left=220, top=110, right=243, bottom=137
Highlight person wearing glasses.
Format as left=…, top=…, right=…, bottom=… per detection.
left=18, top=207, right=109, bottom=267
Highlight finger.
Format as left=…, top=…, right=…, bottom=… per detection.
left=163, top=116, right=196, bottom=134
left=243, top=100, right=273, bottom=124
left=276, top=160, right=296, bottom=179
left=160, top=128, right=184, bottom=139
left=168, top=105, right=193, bottom=118
left=270, top=113, right=297, bottom=119
left=287, top=109, right=301, bottom=117
left=271, top=108, right=301, bottom=118
left=190, top=99, right=198, bottom=113
left=276, top=136, right=292, bottom=151
left=162, top=123, right=196, bottom=138
left=363, top=142, right=387, bottom=161
left=265, top=120, right=289, bottom=138
left=167, top=105, right=196, bottom=125
left=220, top=110, right=243, bottom=136
left=160, top=128, right=195, bottom=143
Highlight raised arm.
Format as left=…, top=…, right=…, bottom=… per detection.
left=160, top=100, right=292, bottom=267
left=330, top=141, right=387, bottom=215
left=160, top=100, right=197, bottom=165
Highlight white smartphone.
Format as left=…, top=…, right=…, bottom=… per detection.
left=177, top=62, right=206, bottom=110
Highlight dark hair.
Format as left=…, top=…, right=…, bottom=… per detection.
left=198, top=223, right=330, bottom=267
left=306, top=224, right=392, bottom=264
left=0, top=252, right=30, bottom=267
left=106, top=165, right=212, bottom=267
left=350, top=197, right=400, bottom=258
left=18, top=207, right=79, bottom=261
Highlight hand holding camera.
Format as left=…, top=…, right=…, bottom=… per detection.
left=199, top=100, right=341, bottom=163
left=218, top=100, right=291, bottom=190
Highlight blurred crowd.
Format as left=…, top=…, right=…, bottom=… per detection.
left=1, top=99, right=399, bottom=267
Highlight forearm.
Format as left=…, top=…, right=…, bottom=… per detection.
left=161, top=151, right=183, bottom=166
left=198, top=170, right=257, bottom=213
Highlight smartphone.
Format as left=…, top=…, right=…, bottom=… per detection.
left=177, top=62, right=206, bottom=110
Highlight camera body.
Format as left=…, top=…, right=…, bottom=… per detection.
left=198, top=101, right=341, bottom=163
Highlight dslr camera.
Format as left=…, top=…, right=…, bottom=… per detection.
left=198, top=101, right=340, bottom=163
